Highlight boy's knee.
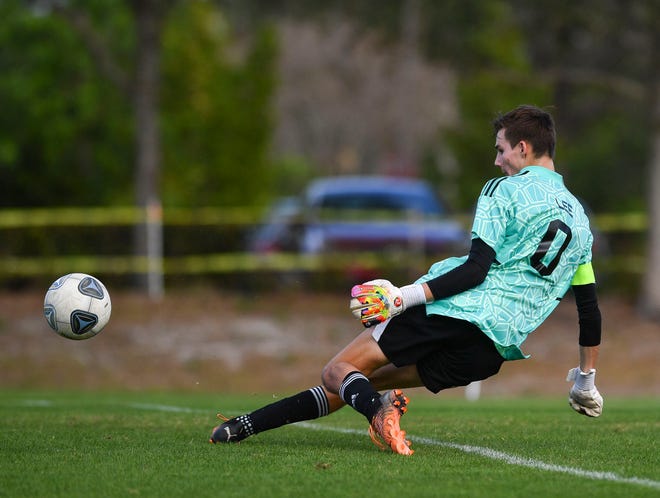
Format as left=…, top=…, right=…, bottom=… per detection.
left=321, top=361, right=342, bottom=394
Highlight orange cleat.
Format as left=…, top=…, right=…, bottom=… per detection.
left=369, top=389, right=414, bottom=456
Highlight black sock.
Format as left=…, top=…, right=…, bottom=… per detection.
left=338, top=371, right=382, bottom=422
left=243, top=386, right=330, bottom=435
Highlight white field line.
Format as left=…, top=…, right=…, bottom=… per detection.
left=297, top=422, right=660, bottom=490
left=19, top=400, right=660, bottom=491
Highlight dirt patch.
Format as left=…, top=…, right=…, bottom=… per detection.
left=0, top=289, right=657, bottom=397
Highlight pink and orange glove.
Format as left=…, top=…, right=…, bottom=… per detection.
left=350, top=279, right=427, bottom=328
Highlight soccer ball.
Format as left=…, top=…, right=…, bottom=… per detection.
left=43, top=273, right=112, bottom=340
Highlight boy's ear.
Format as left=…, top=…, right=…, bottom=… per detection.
left=519, top=140, right=532, bottom=159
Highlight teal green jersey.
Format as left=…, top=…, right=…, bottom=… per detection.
left=418, top=166, right=594, bottom=360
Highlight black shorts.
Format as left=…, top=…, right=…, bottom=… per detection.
left=372, top=306, right=505, bottom=393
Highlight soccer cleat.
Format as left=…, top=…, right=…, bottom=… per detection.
left=209, top=413, right=254, bottom=444
left=369, top=389, right=414, bottom=456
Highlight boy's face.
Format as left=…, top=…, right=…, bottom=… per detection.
left=494, top=129, right=526, bottom=176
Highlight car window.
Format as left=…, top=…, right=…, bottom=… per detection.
left=317, top=192, right=442, bottom=215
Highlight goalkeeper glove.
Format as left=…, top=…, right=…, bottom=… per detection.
left=566, top=367, right=603, bottom=417
left=349, top=279, right=427, bottom=328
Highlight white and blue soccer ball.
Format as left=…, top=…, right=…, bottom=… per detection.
left=43, top=273, right=112, bottom=340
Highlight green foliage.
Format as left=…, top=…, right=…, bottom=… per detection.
left=421, top=0, right=527, bottom=71
left=561, top=108, right=648, bottom=212
left=0, top=0, right=133, bottom=207
left=444, top=77, right=553, bottom=209
left=0, top=0, right=278, bottom=210
left=431, top=0, right=553, bottom=209
left=160, top=1, right=278, bottom=208
left=413, top=0, right=553, bottom=209
left=420, top=0, right=651, bottom=213
left=0, top=0, right=652, bottom=216
left=268, top=155, right=317, bottom=197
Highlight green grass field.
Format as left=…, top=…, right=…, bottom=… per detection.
left=0, top=390, right=658, bottom=498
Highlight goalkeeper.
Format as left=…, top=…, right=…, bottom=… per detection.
left=210, top=105, right=603, bottom=455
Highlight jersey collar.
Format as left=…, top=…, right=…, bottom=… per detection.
left=519, top=165, right=564, bottom=184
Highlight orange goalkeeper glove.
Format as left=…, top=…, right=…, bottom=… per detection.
left=349, top=279, right=426, bottom=328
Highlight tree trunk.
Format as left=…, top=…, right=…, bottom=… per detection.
left=639, top=2, right=660, bottom=318
left=131, top=0, right=164, bottom=299
left=641, top=81, right=660, bottom=317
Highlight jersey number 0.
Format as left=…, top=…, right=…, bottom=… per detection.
left=530, top=219, right=572, bottom=276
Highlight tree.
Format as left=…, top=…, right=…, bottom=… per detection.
left=129, top=0, right=169, bottom=298
left=0, top=0, right=133, bottom=207
left=10, top=0, right=277, bottom=296
left=160, top=1, right=277, bottom=207
left=19, top=0, right=170, bottom=296
left=640, top=24, right=660, bottom=317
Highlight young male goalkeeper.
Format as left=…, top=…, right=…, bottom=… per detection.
left=210, top=104, right=603, bottom=455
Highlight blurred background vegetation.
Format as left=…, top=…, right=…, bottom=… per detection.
left=0, top=0, right=657, bottom=307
